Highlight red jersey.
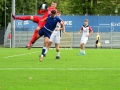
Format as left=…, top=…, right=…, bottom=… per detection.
left=38, top=9, right=46, bottom=14
left=38, top=6, right=57, bottom=14
left=47, top=6, right=58, bottom=13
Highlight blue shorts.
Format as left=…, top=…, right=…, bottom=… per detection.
left=38, top=27, right=52, bottom=38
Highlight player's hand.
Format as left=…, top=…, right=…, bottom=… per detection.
left=77, top=32, right=80, bottom=36
left=86, top=34, right=90, bottom=37
left=63, top=31, right=66, bottom=34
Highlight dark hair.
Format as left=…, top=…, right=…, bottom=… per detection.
left=52, top=1, right=57, bottom=3
left=51, top=10, right=56, bottom=14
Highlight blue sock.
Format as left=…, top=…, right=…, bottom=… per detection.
left=41, top=47, right=46, bottom=55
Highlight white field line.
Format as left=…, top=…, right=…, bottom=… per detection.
left=0, top=68, right=120, bottom=71
left=4, top=51, right=40, bottom=58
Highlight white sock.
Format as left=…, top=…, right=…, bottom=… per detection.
left=57, top=52, right=60, bottom=56
left=43, top=47, right=46, bottom=49
left=80, top=49, right=83, bottom=53
left=83, top=50, right=85, bottom=54
left=44, top=49, right=48, bottom=54
left=41, top=55, right=43, bottom=57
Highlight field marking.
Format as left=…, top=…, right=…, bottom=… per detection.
left=4, top=51, right=40, bottom=59
left=0, top=68, right=120, bottom=71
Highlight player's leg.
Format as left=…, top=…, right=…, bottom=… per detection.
left=95, top=40, right=98, bottom=48
left=12, top=14, right=34, bottom=21
left=43, top=41, right=52, bottom=57
left=28, top=26, right=41, bottom=46
left=27, top=28, right=44, bottom=50
left=55, top=43, right=60, bottom=59
left=43, top=33, right=55, bottom=57
left=81, top=43, right=86, bottom=55
left=40, top=37, right=50, bottom=62
left=55, top=35, right=61, bottom=59
left=28, top=19, right=46, bottom=46
left=27, top=33, right=41, bottom=50
left=78, top=38, right=87, bottom=55
left=39, top=30, right=52, bottom=62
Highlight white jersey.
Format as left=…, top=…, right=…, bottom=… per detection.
left=49, top=22, right=62, bottom=44
left=81, top=25, right=92, bottom=37
left=80, top=25, right=92, bottom=44
left=52, top=22, right=62, bottom=37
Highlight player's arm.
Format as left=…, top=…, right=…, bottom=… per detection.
left=59, top=21, right=65, bottom=30
left=55, top=17, right=67, bottom=34
left=40, top=17, right=48, bottom=22
left=59, top=21, right=65, bottom=31
left=55, top=21, right=66, bottom=34
left=56, top=18, right=65, bottom=31
left=40, top=12, right=50, bottom=22
left=86, top=26, right=93, bottom=37
left=61, top=22, right=66, bottom=34
left=62, top=25, right=66, bottom=34
left=77, top=27, right=83, bottom=36
left=88, top=30, right=93, bottom=36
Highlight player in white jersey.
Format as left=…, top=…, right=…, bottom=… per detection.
left=44, top=11, right=66, bottom=59
left=77, top=19, right=93, bottom=55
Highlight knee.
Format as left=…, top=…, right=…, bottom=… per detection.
left=56, top=47, right=59, bottom=52
left=44, top=42, right=47, bottom=46
left=80, top=43, right=84, bottom=46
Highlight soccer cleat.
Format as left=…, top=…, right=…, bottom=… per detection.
left=27, top=43, right=32, bottom=50
left=82, top=53, right=86, bottom=55
left=78, top=52, right=86, bottom=56
left=11, top=13, right=16, bottom=20
left=39, top=55, right=43, bottom=62
left=78, top=52, right=83, bottom=56
left=55, top=56, right=60, bottom=59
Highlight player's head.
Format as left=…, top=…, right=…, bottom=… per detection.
left=97, top=33, right=99, bottom=35
left=84, top=19, right=89, bottom=26
left=57, top=11, right=61, bottom=17
left=51, top=1, right=57, bottom=8
left=51, top=10, right=56, bottom=18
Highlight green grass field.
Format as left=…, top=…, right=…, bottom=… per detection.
left=0, top=48, right=120, bottom=90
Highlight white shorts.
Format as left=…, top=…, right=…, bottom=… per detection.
left=49, top=33, right=61, bottom=44
left=80, top=36, right=88, bottom=44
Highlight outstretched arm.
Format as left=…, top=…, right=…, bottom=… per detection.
left=77, top=29, right=82, bottom=36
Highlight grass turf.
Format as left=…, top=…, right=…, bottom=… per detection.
left=0, top=48, right=120, bottom=90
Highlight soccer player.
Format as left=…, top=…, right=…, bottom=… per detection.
left=44, top=11, right=66, bottom=59
left=38, top=1, right=57, bottom=14
left=36, top=10, right=65, bottom=62
left=12, top=1, right=58, bottom=48
left=95, top=32, right=100, bottom=48
left=77, top=19, right=93, bottom=55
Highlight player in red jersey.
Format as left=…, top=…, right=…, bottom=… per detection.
left=38, top=1, right=58, bottom=15
left=12, top=1, right=58, bottom=49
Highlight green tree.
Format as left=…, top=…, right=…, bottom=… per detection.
left=0, top=0, right=120, bottom=28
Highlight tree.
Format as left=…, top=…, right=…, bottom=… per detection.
left=0, top=0, right=120, bottom=28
